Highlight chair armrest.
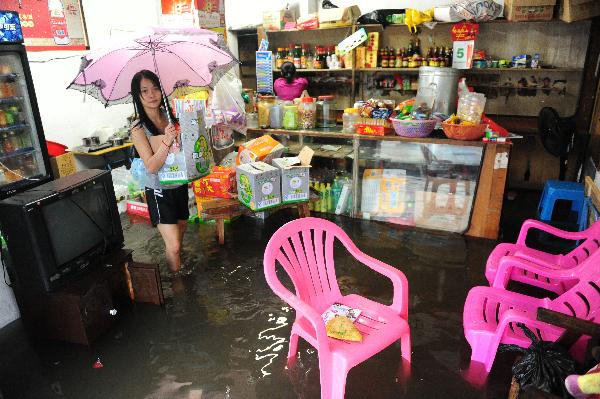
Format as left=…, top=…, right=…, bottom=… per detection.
left=517, top=219, right=588, bottom=245
left=493, top=255, right=574, bottom=289
left=342, top=243, right=408, bottom=319
left=265, top=276, right=330, bottom=349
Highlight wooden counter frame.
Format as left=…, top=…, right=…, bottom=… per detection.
left=246, top=128, right=511, bottom=240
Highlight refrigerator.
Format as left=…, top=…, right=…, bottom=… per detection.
left=0, top=10, right=52, bottom=200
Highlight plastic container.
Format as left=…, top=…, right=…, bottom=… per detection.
left=269, top=102, right=284, bottom=129
left=46, top=140, right=68, bottom=156
left=441, top=122, right=487, bottom=141
left=342, top=108, right=360, bottom=133
left=392, top=119, right=436, bottom=138
left=457, top=92, right=486, bottom=124
left=316, top=95, right=336, bottom=128
left=298, top=97, right=316, bottom=129
left=283, top=105, right=298, bottom=130
left=257, top=95, right=276, bottom=128
left=246, top=112, right=259, bottom=129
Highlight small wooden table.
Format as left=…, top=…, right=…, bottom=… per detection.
left=198, top=195, right=317, bottom=244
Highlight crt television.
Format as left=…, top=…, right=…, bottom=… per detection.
left=0, top=169, right=124, bottom=292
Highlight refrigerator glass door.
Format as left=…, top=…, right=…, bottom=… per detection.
left=0, top=52, right=47, bottom=187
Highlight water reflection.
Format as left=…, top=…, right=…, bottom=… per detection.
left=255, top=311, right=289, bottom=377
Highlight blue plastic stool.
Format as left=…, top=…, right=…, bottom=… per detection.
left=538, top=180, right=585, bottom=229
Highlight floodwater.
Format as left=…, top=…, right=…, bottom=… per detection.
left=0, top=209, right=526, bottom=399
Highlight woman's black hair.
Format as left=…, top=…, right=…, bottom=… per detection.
left=130, top=69, right=177, bottom=136
left=281, top=61, right=296, bottom=84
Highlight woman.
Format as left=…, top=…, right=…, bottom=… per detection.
left=273, top=61, right=308, bottom=101
left=129, top=70, right=188, bottom=274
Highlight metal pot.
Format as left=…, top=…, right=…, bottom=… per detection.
left=109, top=137, right=124, bottom=146
left=90, top=136, right=101, bottom=146
left=82, top=137, right=93, bottom=146
left=417, top=67, right=460, bottom=116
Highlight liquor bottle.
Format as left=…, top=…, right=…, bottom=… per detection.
left=48, top=0, right=70, bottom=45
left=407, top=41, right=413, bottom=57
left=414, top=38, right=421, bottom=57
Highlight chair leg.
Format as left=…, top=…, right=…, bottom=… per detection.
left=468, top=335, right=499, bottom=373
left=401, top=332, right=412, bottom=363
left=320, top=359, right=349, bottom=399
left=287, top=332, right=299, bottom=362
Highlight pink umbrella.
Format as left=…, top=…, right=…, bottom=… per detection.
left=67, top=27, right=238, bottom=113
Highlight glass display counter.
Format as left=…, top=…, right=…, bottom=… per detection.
left=243, top=128, right=511, bottom=239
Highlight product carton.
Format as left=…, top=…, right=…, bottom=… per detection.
left=192, top=166, right=236, bottom=198
left=50, top=152, right=76, bottom=178
left=263, top=9, right=297, bottom=31
left=361, top=169, right=408, bottom=218
left=150, top=110, right=212, bottom=185
left=272, top=156, right=311, bottom=203
left=559, top=0, right=600, bottom=22
left=236, top=135, right=285, bottom=165
left=504, top=0, right=556, bottom=21
left=236, top=161, right=281, bottom=210
left=319, top=6, right=361, bottom=27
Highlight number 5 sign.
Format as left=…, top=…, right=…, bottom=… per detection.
left=451, top=22, right=479, bottom=70
left=452, top=40, right=475, bottom=69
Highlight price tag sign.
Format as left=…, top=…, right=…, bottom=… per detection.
left=452, top=40, right=475, bottom=69
left=256, top=51, right=274, bottom=94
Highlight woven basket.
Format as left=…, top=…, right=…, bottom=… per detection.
left=442, top=122, right=487, bottom=141
left=392, top=119, right=436, bottom=138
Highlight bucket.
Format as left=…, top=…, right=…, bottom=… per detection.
left=417, top=67, right=460, bottom=117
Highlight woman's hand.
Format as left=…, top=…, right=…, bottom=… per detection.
left=164, top=123, right=179, bottom=146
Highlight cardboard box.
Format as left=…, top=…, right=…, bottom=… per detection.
left=263, top=9, right=296, bottom=31
left=319, top=5, right=361, bottom=27
left=236, top=135, right=284, bottom=165
left=50, top=152, right=77, bottom=178
left=559, top=0, right=600, bottom=22
left=361, top=169, right=408, bottom=218
left=504, top=0, right=556, bottom=21
left=236, top=161, right=281, bottom=211
left=272, top=157, right=310, bottom=203
left=355, top=47, right=366, bottom=69
left=192, top=166, right=236, bottom=198
left=152, top=107, right=212, bottom=185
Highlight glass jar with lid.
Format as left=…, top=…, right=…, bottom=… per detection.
left=316, top=95, right=336, bottom=128
left=342, top=108, right=360, bottom=133
left=257, top=95, right=276, bottom=128
left=298, top=97, right=316, bottom=129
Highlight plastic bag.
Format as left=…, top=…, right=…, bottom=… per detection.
left=405, top=8, right=434, bottom=33
left=450, top=0, right=503, bottom=22
left=499, top=323, right=577, bottom=398
left=130, top=158, right=146, bottom=191
left=322, top=0, right=338, bottom=9
left=209, top=70, right=247, bottom=135
left=357, top=9, right=404, bottom=27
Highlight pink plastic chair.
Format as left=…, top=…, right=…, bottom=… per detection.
left=464, top=260, right=600, bottom=372
left=485, top=219, right=600, bottom=294
left=263, top=217, right=411, bottom=399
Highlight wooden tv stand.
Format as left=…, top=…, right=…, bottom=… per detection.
left=14, top=249, right=163, bottom=346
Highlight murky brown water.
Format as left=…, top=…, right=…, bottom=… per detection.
left=0, top=210, right=523, bottom=399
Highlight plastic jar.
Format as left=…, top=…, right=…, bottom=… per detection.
left=246, top=112, right=259, bottom=129
left=298, top=97, right=316, bottom=129
left=282, top=105, right=298, bottom=130
left=342, top=108, right=360, bottom=133
left=269, top=102, right=284, bottom=129
left=316, top=95, right=336, bottom=128
left=257, top=95, right=276, bottom=128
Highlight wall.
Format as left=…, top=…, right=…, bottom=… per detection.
left=26, top=0, right=162, bottom=149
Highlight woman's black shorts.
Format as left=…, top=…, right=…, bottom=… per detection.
left=145, top=185, right=189, bottom=227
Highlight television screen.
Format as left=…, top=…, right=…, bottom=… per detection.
left=42, top=184, right=113, bottom=267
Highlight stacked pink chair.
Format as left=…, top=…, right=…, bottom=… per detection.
left=485, top=219, right=600, bottom=294
left=263, top=217, right=411, bottom=399
left=464, top=219, right=600, bottom=373
left=464, top=257, right=600, bottom=372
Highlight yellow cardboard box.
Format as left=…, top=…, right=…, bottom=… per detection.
left=559, top=0, right=600, bottom=22
left=319, top=6, right=361, bottom=27
left=504, top=0, right=556, bottom=21
left=50, top=152, right=77, bottom=178
left=263, top=9, right=296, bottom=31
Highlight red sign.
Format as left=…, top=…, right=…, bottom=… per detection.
left=3, top=0, right=87, bottom=51
left=451, top=23, right=479, bottom=42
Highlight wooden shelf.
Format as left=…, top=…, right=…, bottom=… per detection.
left=273, top=68, right=353, bottom=73
left=357, top=67, right=583, bottom=73
left=265, top=24, right=353, bottom=33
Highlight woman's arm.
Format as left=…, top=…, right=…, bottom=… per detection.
left=130, top=121, right=177, bottom=174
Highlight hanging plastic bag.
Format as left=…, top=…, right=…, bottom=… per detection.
left=130, top=158, right=146, bottom=191
left=209, top=70, right=247, bottom=135
left=357, top=9, right=404, bottom=27
left=405, top=8, right=434, bottom=33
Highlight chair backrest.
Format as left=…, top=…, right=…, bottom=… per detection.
left=563, top=220, right=600, bottom=268
left=551, top=260, right=600, bottom=322
left=264, top=217, right=348, bottom=313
